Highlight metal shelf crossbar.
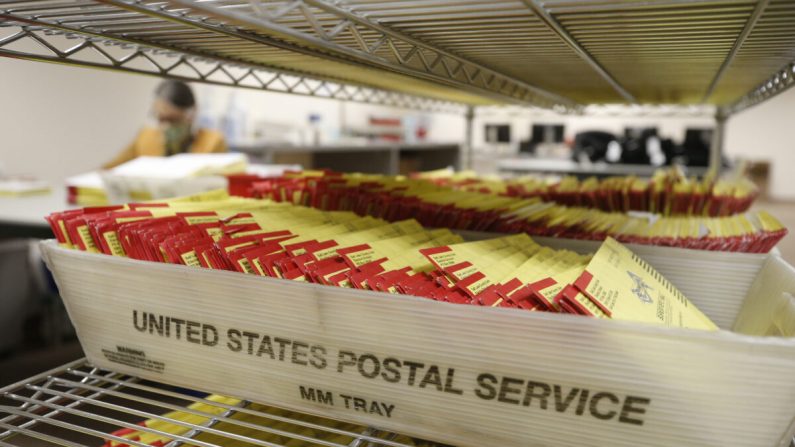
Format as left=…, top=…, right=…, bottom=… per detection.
left=520, top=0, right=638, bottom=104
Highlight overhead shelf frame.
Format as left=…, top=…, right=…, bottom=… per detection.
left=1, top=0, right=795, bottom=166
left=0, top=8, right=469, bottom=112
left=1, top=0, right=794, bottom=114
left=113, top=0, right=581, bottom=110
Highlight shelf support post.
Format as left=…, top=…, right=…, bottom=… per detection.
left=464, top=106, right=475, bottom=170
left=710, top=109, right=728, bottom=175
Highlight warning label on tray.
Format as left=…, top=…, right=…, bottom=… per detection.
left=102, top=345, right=165, bottom=373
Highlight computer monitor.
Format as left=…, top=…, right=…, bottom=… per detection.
left=624, top=127, right=658, bottom=140
left=684, top=128, right=713, bottom=146
left=682, top=128, right=713, bottom=167
left=485, top=124, right=511, bottom=143
left=531, top=124, right=565, bottom=144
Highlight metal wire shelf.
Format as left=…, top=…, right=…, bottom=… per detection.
left=0, top=358, right=450, bottom=447
left=0, top=357, right=792, bottom=447
left=1, top=1, right=793, bottom=114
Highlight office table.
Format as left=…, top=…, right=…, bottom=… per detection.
left=498, top=157, right=711, bottom=178
left=0, top=188, right=71, bottom=239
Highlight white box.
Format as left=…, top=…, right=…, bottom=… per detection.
left=41, top=240, right=795, bottom=447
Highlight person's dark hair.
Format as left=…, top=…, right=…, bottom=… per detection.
left=155, top=80, right=196, bottom=109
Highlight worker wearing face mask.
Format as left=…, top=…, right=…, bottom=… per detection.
left=103, top=80, right=226, bottom=169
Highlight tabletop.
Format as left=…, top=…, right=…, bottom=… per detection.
left=0, top=188, right=72, bottom=238
left=498, top=157, right=711, bottom=177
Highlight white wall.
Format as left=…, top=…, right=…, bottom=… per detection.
left=190, top=83, right=464, bottom=146
left=0, top=58, right=464, bottom=184
left=0, top=58, right=158, bottom=182
left=724, top=87, right=795, bottom=201
left=1, top=55, right=793, bottom=199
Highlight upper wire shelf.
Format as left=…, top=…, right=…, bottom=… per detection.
left=0, top=1, right=793, bottom=115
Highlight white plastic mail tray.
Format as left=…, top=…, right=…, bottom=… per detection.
left=41, top=240, right=795, bottom=447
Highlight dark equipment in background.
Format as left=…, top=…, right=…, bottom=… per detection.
left=520, top=123, right=564, bottom=154
left=532, top=124, right=565, bottom=144
left=571, top=130, right=617, bottom=162
left=658, top=128, right=714, bottom=167
left=484, top=124, right=511, bottom=143
left=538, top=124, right=717, bottom=168
left=620, top=127, right=659, bottom=165
left=572, top=127, right=674, bottom=166
left=624, top=127, right=658, bottom=140
left=681, top=128, right=713, bottom=167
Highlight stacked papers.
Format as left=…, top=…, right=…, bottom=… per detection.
left=413, top=167, right=759, bottom=216
left=240, top=171, right=786, bottom=253
left=45, top=191, right=717, bottom=330
left=65, top=154, right=254, bottom=205
left=0, top=178, right=50, bottom=196
left=110, top=153, right=247, bottom=179
left=65, top=171, right=107, bottom=206
left=101, top=153, right=246, bottom=203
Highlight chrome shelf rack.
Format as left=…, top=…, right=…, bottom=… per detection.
left=2, top=0, right=794, bottom=170
left=1, top=3, right=795, bottom=444
left=0, top=358, right=447, bottom=447
left=1, top=0, right=794, bottom=114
